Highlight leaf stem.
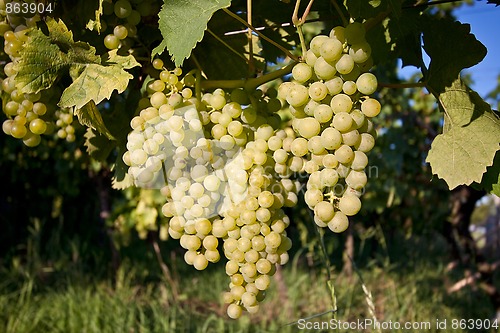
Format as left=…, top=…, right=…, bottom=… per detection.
left=206, top=29, right=248, bottom=64
left=330, top=0, right=348, bottom=26
left=222, top=8, right=299, bottom=61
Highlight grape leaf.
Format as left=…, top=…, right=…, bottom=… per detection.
left=426, top=78, right=500, bottom=190
left=423, top=18, right=487, bottom=92
left=59, top=50, right=140, bottom=110
left=84, top=127, right=116, bottom=161
left=76, top=101, right=114, bottom=140
left=14, top=24, right=71, bottom=94
left=344, top=0, right=399, bottom=20
left=478, top=151, right=500, bottom=196
left=152, top=0, right=232, bottom=66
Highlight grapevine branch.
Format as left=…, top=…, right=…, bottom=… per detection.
left=200, top=61, right=296, bottom=92
left=222, top=8, right=299, bottom=62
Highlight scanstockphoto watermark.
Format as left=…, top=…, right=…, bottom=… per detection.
left=297, top=318, right=432, bottom=331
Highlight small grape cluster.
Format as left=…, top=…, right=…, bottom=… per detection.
left=0, top=9, right=77, bottom=146
left=279, top=22, right=379, bottom=232
left=101, top=0, right=160, bottom=51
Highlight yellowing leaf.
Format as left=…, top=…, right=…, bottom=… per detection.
left=59, top=50, right=140, bottom=110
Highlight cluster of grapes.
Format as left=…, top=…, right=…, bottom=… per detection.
left=0, top=6, right=76, bottom=146
left=101, top=0, right=160, bottom=51
left=124, top=63, right=310, bottom=317
left=279, top=23, right=379, bottom=232
left=123, top=21, right=380, bottom=319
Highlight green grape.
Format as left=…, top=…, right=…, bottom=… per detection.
left=314, top=201, right=335, bottom=223
left=338, top=194, right=361, bottom=216
left=330, top=93, right=352, bottom=114
left=320, top=38, right=343, bottom=62
left=10, top=122, right=27, bottom=139
left=356, top=73, right=378, bottom=95
left=320, top=127, right=342, bottom=150
left=292, top=62, right=313, bottom=83
left=335, top=54, right=355, bottom=75
left=349, top=42, right=372, bottom=64
left=334, top=144, right=354, bottom=164
left=344, top=22, right=366, bottom=45
left=309, top=35, right=329, bottom=56
left=29, top=118, right=47, bottom=135
left=113, top=25, right=128, bottom=39
left=327, top=211, right=349, bottom=233
left=286, top=84, right=309, bottom=107
left=308, top=81, right=328, bottom=101
left=104, top=34, right=120, bottom=49
left=114, top=0, right=132, bottom=18
left=329, top=26, right=345, bottom=43
left=314, top=57, right=337, bottom=80
left=361, top=98, right=381, bottom=117
left=342, top=81, right=357, bottom=95
left=332, top=112, right=353, bottom=132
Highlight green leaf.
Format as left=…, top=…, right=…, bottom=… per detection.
left=423, top=18, right=487, bottom=92
left=86, top=0, right=104, bottom=32
left=477, top=151, right=500, bottom=196
left=59, top=50, right=140, bottom=110
left=14, top=26, right=70, bottom=94
left=14, top=18, right=101, bottom=94
left=76, top=101, right=114, bottom=139
left=152, top=0, right=232, bottom=67
left=344, top=0, right=397, bottom=20
left=84, top=127, right=116, bottom=161
left=426, top=78, right=500, bottom=190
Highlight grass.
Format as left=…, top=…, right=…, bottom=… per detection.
left=1, top=231, right=498, bottom=333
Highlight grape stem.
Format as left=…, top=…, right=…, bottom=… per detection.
left=293, top=0, right=315, bottom=58
left=222, top=8, right=299, bottom=61
left=247, top=0, right=255, bottom=75
left=330, top=0, right=348, bottom=27
left=200, top=61, right=296, bottom=92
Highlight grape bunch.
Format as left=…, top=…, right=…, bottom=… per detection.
left=101, top=0, right=160, bottom=51
left=123, top=64, right=305, bottom=318
left=0, top=6, right=77, bottom=146
left=279, top=22, right=379, bottom=233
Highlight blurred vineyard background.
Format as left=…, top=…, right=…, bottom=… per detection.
left=1, top=1, right=500, bottom=332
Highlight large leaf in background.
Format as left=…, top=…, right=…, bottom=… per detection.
left=423, top=18, right=487, bottom=93
left=152, top=0, right=232, bottom=67
left=345, top=0, right=402, bottom=20
left=426, top=78, right=500, bottom=190
left=59, top=50, right=140, bottom=110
